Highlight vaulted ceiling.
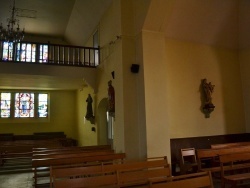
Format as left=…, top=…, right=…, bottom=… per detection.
left=144, top=0, right=250, bottom=49
left=0, top=0, right=249, bottom=90
left=0, top=0, right=112, bottom=90
left=1, top=0, right=249, bottom=48
left=0, top=0, right=76, bottom=37
left=0, top=0, right=112, bottom=44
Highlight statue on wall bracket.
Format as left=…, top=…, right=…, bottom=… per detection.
left=85, top=94, right=95, bottom=124
left=108, top=80, right=115, bottom=117
left=202, top=78, right=215, bottom=118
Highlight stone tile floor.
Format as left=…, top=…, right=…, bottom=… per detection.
left=0, top=172, right=222, bottom=188
left=8, top=172, right=250, bottom=188
left=0, top=172, right=33, bottom=188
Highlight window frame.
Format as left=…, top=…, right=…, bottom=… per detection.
left=2, top=42, right=48, bottom=63
left=0, top=91, right=49, bottom=123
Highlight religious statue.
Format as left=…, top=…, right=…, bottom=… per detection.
left=108, top=80, right=115, bottom=115
left=85, top=94, right=94, bottom=120
left=202, top=79, right=214, bottom=105
left=202, top=79, right=215, bottom=117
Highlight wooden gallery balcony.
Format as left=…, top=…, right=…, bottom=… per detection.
left=0, top=41, right=100, bottom=68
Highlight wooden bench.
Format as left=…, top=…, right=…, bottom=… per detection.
left=32, top=147, right=114, bottom=177
left=149, top=171, right=213, bottom=188
left=0, top=139, right=74, bottom=166
left=50, top=156, right=170, bottom=188
left=219, top=152, right=250, bottom=188
left=0, top=138, right=76, bottom=155
left=33, top=149, right=114, bottom=159
left=0, top=135, right=77, bottom=169
left=211, top=141, right=250, bottom=149
left=32, top=145, right=112, bottom=154
left=116, top=156, right=170, bottom=187
left=51, top=165, right=118, bottom=188
left=196, top=145, right=250, bottom=173
left=32, top=152, right=126, bottom=187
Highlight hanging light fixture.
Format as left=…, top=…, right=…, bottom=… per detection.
left=0, top=0, right=25, bottom=43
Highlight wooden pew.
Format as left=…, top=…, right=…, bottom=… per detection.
left=219, top=152, right=250, bottom=188
left=116, top=156, right=170, bottom=187
left=33, top=150, right=114, bottom=160
left=0, top=135, right=77, bottom=170
left=32, top=145, right=112, bottom=154
left=33, top=152, right=126, bottom=187
left=52, top=169, right=118, bottom=188
left=149, top=171, right=213, bottom=188
left=211, top=141, right=250, bottom=149
left=0, top=138, right=75, bottom=155
left=0, top=138, right=73, bottom=166
left=0, top=140, right=58, bottom=165
left=50, top=156, right=170, bottom=188
left=50, top=163, right=118, bottom=188
left=32, top=148, right=114, bottom=160
left=33, top=132, right=66, bottom=140
left=196, top=145, right=250, bottom=173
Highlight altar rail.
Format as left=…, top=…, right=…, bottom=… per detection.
left=0, top=41, right=99, bottom=67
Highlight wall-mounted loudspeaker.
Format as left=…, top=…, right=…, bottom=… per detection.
left=111, top=71, right=115, bottom=79
left=131, top=64, right=140, bottom=73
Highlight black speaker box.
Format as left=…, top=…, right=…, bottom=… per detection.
left=131, top=64, right=139, bottom=73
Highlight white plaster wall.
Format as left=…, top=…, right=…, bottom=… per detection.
left=76, top=87, right=97, bottom=146
left=165, top=38, right=245, bottom=138
left=96, top=0, right=125, bottom=154
left=142, top=31, right=170, bottom=158
left=239, top=49, right=250, bottom=133
left=93, top=0, right=149, bottom=159
left=0, top=90, right=77, bottom=139
left=239, top=0, right=250, bottom=133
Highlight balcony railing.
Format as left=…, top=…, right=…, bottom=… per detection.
left=0, top=41, right=99, bottom=67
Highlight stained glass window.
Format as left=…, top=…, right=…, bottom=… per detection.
left=0, top=92, right=48, bottom=119
left=2, top=42, right=13, bottom=61
left=39, top=45, right=48, bottom=62
left=38, top=94, right=48, bottom=117
left=2, top=42, right=49, bottom=63
left=0, top=93, right=11, bottom=118
left=15, top=93, right=34, bottom=118
left=16, top=43, right=36, bottom=62
left=93, top=30, right=99, bottom=66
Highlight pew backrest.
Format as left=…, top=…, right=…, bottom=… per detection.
left=149, top=171, right=214, bottom=188
left=196, top=145, right=250, bottom=171
left=117, top=158, right=170, bottom=187
left=32, top=152, right=126, bottom=168
left=32, top=149, right=114, bottom=160
left=219, top=152, right=250, bottom=187
left=33, top=145, right=112, bottom=153
left=50, top=156, right=170, bottom=188
left=33, top=152, right=125, bottom=187
left=211, top=142, right=250, bottom=149
left=53, top=174, right=118, bottom=188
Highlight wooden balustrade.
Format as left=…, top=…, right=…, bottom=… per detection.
left=0, top=41, right=99, bottom=67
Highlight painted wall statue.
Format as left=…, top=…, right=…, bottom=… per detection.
left=85, top=94, right=94, bottom=120
left=202, top=78, right=215, bottom=118
left=202, top=79, right=215, bottom=106
left=108, top=80, right=115, bottom=114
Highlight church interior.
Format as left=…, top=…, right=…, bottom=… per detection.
left=1, top=0, right=250, bottom=187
